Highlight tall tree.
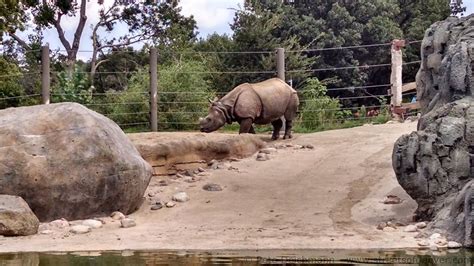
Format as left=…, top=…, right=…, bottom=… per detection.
left=2, top=0, right=196, bottom=75
left=229, top=0, right=314, bottom=90
left=89, top=0, right=196, bottom=84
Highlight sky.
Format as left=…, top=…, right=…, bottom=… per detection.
left=9, top=0, right=474, bottom=61
left=36, top=0, right=244, bottom=60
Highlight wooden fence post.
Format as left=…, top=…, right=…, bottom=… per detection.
left=276, top=48, right=286, bottom=131
left=41, top=45, right=50, bottom=104
left=149, top=47, right=158, bottom=132
left=390, top=39, right=405, bottom=119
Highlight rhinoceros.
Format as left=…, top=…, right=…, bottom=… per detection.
left=199, top=78, right=299, bottom=140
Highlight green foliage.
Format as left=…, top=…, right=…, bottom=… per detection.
left=52, top=66, right=92, bottom=104
left=0, top=0, right=22, bottom=40
left=106, top=59, right=213, bottom=130
left=297, top=78, right=344, bottom=130
left=0, top=57, right=24, bottom=109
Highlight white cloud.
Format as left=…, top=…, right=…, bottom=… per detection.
left=179, top=0, right=243, bottom=37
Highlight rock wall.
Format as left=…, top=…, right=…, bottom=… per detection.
left=393, top=15, right=474, bottom=246
left=128, top=132, right=266, bottom=175
left=417, top=15, right=474, bottom=117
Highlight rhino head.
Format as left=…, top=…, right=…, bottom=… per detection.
left=199, top=100, right=230, bottom=133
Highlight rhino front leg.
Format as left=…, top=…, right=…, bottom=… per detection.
left=283, top=120, right=293, bottom=139
left=271, top=119, right=283, bottom=140
left=239, top=118, right=254, bottom=134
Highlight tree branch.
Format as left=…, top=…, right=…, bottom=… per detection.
left=98, top=33, right=148, bottom=50
left=95, top=59, right=110, bottom=70
left=53, top=13, right=72, bottom=51
left=8, top=32, right=32, bottom=50
left=71, top=0, right=87, bottom=52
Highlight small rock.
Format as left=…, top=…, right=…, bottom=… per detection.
left=197, top=172, right=209, bottom=177
left=172, top=192, right=190, bottom=202
left=120, top=218, right=136, bottom=228
left=176, top=173, right=186, bottom=178
left=193, top=169, right=200, bottom=175
left=158, top=180, right=169, bottom=186
left=203, top=183, right=223, bottom=192
left=285, top=144, right=294, bottom=148
left=229, top=158, right=240, bottom=162
left=166, top=201, right=176, bottom=208
left=447, top=241, right=462, bottom=249
left=111, top=211, right=126, bottom=220
left=395, top=221, right=407, bottom=227
left=82, top=219, right=103, bottom=229
left=429, top=244, right=438, bottom=251
left=417, top=240, right=429, bottom=247
left=151, top=202, right=163, bottom=210
left=50, top=219, right=69, bottom=229
left=183, top=176, right=194, bottom=183
left=256, top=153, right=270, bottom=161
left=70, top=225, right=91, bottom=234
left=415, top=222, right=427, bottom=229
left=386, top=221, right=397, bottom=228
left=260, top=148, right=277, bottom=154
left=95, top=218, right=107, bottom=224
left=198, top=167, right=205, bottom=172
left=376, top=222, right=387, bottom=230
left=293, top=145, right=303, bottom=149
left=40, top=230, right=54, bottom=235
left=216, top=162, right=231, bottom=170
left=184, top=170, right=194, bottom=177
left=305, top=144, right=315, bottom=149
left=147, top=192, right=155, bottom=197
left=208, top=159, right=217, bottom=166
left=382, top=195, right=402, bottom=204
left=383, top=227, right=396, bottom=232
left=429, top=233, right=442, bottom=240
left=435, top=238, right=448, bottom=247
left=404, top=225, right=418, bottom=232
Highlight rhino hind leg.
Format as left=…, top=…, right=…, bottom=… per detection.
left=283, top=120, right=293, bottom=139
left=239, top=118, right=254, bottom=134
left=271, top=119, right=283, bottom=140
left=249, top=125, right=256, bottom=134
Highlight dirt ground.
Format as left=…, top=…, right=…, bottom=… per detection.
left=0, top=121, right=422, bottom=253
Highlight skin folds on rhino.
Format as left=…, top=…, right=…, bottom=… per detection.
left=199, top=78, right=299, bottom=140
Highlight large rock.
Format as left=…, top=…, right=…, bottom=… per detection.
left=0, top=103, right=152, bottom=221
left=393, top=15, right=474, bottom=246
left=417, top=15, right=474, bottom=118
left=0, top=195, right=39, bottom=236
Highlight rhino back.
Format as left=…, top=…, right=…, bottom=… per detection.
left=250, top=78, right=297, bottom=123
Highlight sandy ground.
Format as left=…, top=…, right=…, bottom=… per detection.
left=0, top=122, right=421, bottom=253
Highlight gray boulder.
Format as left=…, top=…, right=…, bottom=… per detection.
left=0, top=103, right=152, bottom=221
left=393, top=15, right=474, bottom=246
left=417, top=14, right=474, bottom=118
left=0, top=195, right=39, bottom=236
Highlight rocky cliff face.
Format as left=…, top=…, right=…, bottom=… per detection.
left=416, top=15, right=474, bottom=117
left=393, top=14, right=474, bottom=246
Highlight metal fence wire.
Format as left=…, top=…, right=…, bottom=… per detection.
left=0, top=41, right=422, bottom=132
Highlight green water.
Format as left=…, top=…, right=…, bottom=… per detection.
left=0, top=249, right=473, bottom=265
